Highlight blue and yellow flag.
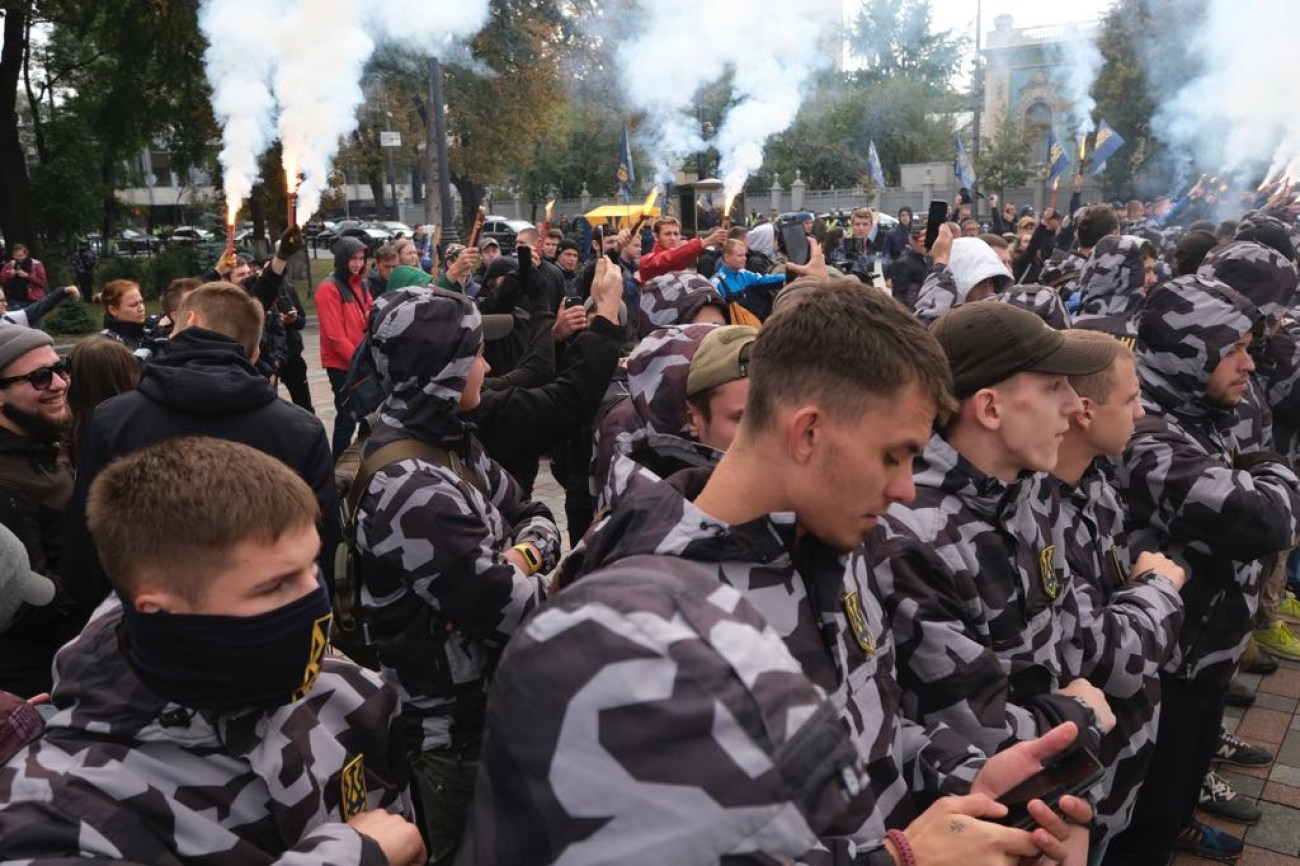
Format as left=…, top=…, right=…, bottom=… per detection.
left=868, top=140, right=886, bottom=189
left=616, top=126, right=636, bottom=202
left=954, top=135, right=976, bottom=189
left=1047, top=132, right=1070, bottom=186
left=1089, top=120, right=1125, bottom=175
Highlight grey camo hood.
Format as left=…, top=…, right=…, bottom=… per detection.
left=985, top=286, right=1072, bottom=329
left=1137, top=275, right=1261, bottom=419
left=369, top=286, right=482, bottom=441
left=1074, top=235, right=1151, bottom=334
left=636, top=271, right=726, bottom=339
left=1198, top=240, right=1300, bottom=325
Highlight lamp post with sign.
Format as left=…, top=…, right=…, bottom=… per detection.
left=381, top=124, right=400, bottom=221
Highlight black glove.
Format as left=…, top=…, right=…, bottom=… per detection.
left=276, top=226, right=304, bottom=261
left=1233, top=450, right=1292, bottom=473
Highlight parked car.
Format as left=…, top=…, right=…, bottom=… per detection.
left=378, top=221, right=413, bottom=239
left=336, top=226, right=393, bottom=254
left=116, top=228, right=164, bottom=254
left=479, top=217, right=534, bottom=248
left=168, top=225, right=214, bottom=244
left=313, top=219, right=369, bottom=249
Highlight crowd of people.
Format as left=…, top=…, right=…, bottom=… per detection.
left=0, top=169, right=1296, bottom=866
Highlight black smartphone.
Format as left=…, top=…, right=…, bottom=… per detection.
left=563, top=295, right=583, bottom=309
left=924, top=200, right=949, bottom=251
left=997, top=747, right=1105, bottom=830
left=779, top=222, right=811, bottom=266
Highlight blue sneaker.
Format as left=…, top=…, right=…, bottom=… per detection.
left=1176, top=819, right=1244, bottom=861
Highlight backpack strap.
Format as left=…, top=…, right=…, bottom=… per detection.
left=345, top=439, right=486, bottom=521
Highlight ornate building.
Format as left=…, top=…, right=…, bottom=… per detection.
left=982, top=14, right=1102, bottom=169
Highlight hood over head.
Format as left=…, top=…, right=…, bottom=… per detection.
left=1073, top=234, right=1153, bottom=336
left=627, top=323, right=719, bottom=436
left=1137, top=275, right=1261, bottom=417
left=984, top=285, right=1072, bottom=330
left=948, top=237, right=1012, bottom=301
left=385, top=265, right=432, bottom=292
left=1198, top=240, right=1300, bottom=325
left=331, top=237, right=367, bottom=282
left=747, top=223, right=776, bottom=259
left=1235, top=210, right=1298, bottom=261
left=369, top=286, right=482, bottom=440
left=636, top=271, right=726, bottom=339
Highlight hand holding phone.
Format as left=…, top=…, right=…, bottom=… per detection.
left=924, top=200, right=949, bottom=251
left=996, top=747, right=1104, bottom=830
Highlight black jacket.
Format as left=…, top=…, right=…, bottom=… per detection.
left=61, top=328, right=340, bottom=606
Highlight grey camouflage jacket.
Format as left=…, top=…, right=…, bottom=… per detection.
left=913, top=265, right=958, bottom=324
left=1119, top=276, right=1300, bottom=686
left=1072, top=235, right=1149, bottom=337
left=550, top=458, right=983, bottom=860
left=1055, top=461, right=1183, bottom=841
left=590, top=323, right=723, bottom=510
left=355, top=287, right=562, bottom=752
left=0, top=600, right=407, bottom=865
left=871, top=433, right=1177, bottom=759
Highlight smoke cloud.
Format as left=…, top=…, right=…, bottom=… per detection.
left=201, top=0, right=490, bottom=224
left=1046, top=27, right=1102, bottom=137
left=1156, top=0, right=1299, bottom=182
left=614, top=0, right=837, bottom=196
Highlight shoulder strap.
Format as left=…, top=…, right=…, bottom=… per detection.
left=346, top=439, right=487, bottom=519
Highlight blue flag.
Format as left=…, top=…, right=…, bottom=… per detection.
left=868, top=140, right=886, bottom=189
left=1089, top=120, right=1125, bottom=175
left=616, top=125, right=636, bottom=202
left=954, top=135, right=976, bottom=189
left=1047, top=132, right=1070, bottom=185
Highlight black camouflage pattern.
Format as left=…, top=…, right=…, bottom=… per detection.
left=1199, top=240, right=1300, bottom=326
left=0, top=599, right=405, bottom=865
left=635, top=271, right=727, bottom=339
left=356, top=287, right=562, bottom=752
left=985, top=286, right=1072, bottom=329
left=1073, top=235, right=1150, bottom=337
left=1119, top=277, right=1299, bottom=686
left=913, top=265, right=958, bottom=324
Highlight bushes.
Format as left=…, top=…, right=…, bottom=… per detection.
left=43, top=299, right=99, bottom=336
left=94, top=247, right=199, bottom=301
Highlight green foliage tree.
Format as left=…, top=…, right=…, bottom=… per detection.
left=847, top=0, right=965, bottom=87
left=975, top=111, right=1033, bottom=195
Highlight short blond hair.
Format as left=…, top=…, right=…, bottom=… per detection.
left=177, top=282, right=264, bottom=358
left=1064, top=330, right=1132, bottom=401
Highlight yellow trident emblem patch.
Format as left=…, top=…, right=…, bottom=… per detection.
left=1039, top=545, right=1060, bottom=599
left=291, top=613, right=332, bottom=702
left=842, top=591, right=876, bottom=656
left=340, top=754, right=368, bottom=820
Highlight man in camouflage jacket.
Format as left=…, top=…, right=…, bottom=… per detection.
left=1071, top=235, right=1157, bottom=339
left=1105, top=276, right=1300, bottom=864
left=354, top=286, right=561, bottom=864
left=463, top=281, right=1092, bottom=866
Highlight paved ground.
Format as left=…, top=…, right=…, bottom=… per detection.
left=299, top=317, right=1300, bottom=864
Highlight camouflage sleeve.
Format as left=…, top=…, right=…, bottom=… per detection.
left=872, top=536, right=1100, bottom=756
left=898, top=718, right=985, bottom=797
left=0, top=803, right=387, bottom=865
left=476, top=444, right=562, bottom=574
left=362, top=460, right=546, bottom=646
left=1121, top=422, right=1300, bottom=562
left=1062, top=571, right=1184, bottom=697
left=912, top=265, right=956, bottom=324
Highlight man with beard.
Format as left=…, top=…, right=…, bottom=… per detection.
left=0, top=324, right=78, bottom=696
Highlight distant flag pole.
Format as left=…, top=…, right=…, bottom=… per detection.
left=954, top=135, right=976, bottom=190
left=616, top=125, right=636, bottom=204
left=1089, top=120, right=1125, bottom=176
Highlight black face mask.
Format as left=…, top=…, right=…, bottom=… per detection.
left=121, top=576, right=333, bottom=714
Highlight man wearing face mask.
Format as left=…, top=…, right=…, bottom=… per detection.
left=0, top=437, right=426, bottom=866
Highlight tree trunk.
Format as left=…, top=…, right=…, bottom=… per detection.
left=0, top=4, right=36, bottom=250
left=368, top=173, right=385, bottom=216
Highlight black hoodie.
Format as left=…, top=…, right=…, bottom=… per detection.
left=60, top=328, right=339, bottom=607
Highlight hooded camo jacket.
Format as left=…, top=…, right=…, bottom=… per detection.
left=871, top=434, right=1178, bottom=759
left=559, top=459, right=984, bottom=856
left=0, top=600, right=407, bottom=865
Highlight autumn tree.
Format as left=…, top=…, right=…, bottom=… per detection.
left=975, top=111, right=1033, bottom=196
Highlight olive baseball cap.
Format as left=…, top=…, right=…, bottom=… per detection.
left=932, top=302, right=1114, bottom=399
left=686, top=325, right=758, bottom=399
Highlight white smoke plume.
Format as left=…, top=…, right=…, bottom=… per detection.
left=1046, top=28, right=1102, bottom=137
left=199, top=0, right=284, bottom=224
left=201, top=0, right=490, bottom=224
left=615, top=0, right=837, bottom=197
left=1156, top=0, right=1300, bottom=182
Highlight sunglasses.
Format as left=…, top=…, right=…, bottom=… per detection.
left=0, top=357, right=71, bottom=391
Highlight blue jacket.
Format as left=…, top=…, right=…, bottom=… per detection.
left=711, top=264, right=785, bottom=299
